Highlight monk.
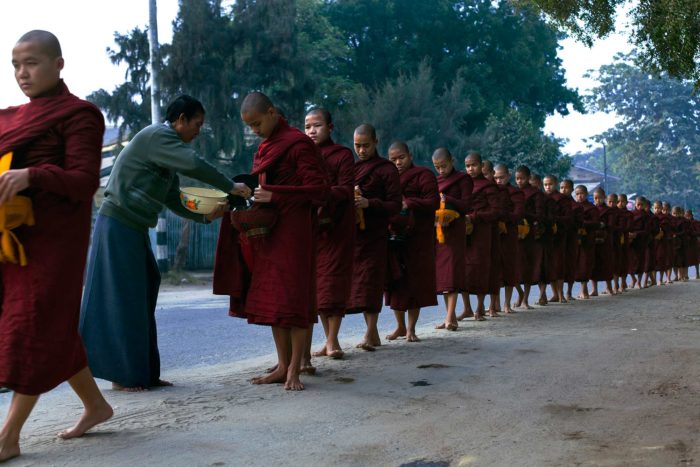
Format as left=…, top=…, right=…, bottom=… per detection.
left=560, top=179, right=581, bottom=301
left=628, top=197, right=650, bottom=289
left=642, top=198, right=659, bottom=286
left=591, top=187, right=616, bottom=296
left=347, top=124, right=402, bottom=350
left=304, top=108, right=355, bottom=362
left=515, top=166, right=545, bottom=309
left=616, top=193, right=633, bottom=291
left=432, top=148, right=472, bottom=330
left=684, top=209, right=700, bottom=279
left=543, top=175, right=571, bottom=304
left=671, top=206, right=690, bottom=281
left=574, top=185, right=600, bottom=299
left=652, top=200, right=672, bottom=285
left=461, top=152, right=502, bottom=321
left=529, top=174, right=552, bottom=306
left=0, top=30, right=113, bottom=462
left=662, top=202, right=676, bottom=282
left=606, top=193, right=623, bottom=293
left=214, top=92, right=329, bottom=391
left=494, top=164, right=525, bottom=313
left=385, top=142, right=439, bottom=342
left=482, top=159, right=506, bottom=315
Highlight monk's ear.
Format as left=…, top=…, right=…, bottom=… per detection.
left=55, top=57, right=64, bottom=73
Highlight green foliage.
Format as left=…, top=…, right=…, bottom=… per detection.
left=517, top=0, right=700, bottom=88
left=587, top=54, right=700, bottom=208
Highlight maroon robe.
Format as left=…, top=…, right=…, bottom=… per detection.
left=546, top=192, right=571, bottom=282
left=628, top=210, right=649, bottom=274
left=490, top=184, right=509, bottom=291
left=213, top=119, right=329, bottom=328
left=316, top=140, right=355, bottom=316
left=617, top=207, right=633, bottom=277
left=644, top=213, right=659, bottom=273
left=385, top=165, right=439, bottom=310
left=672, top=216, right=690, bottom=268
left=347, top=155, right=402, bottom=314
left=435, top=170, right=472, bottom=293
left=501, top=184, right=524, bottom=287
left=520, top=185, right=546, bottom=285
left=0, top=81, right=105, bottom=395
left=575, top=201, right=600, bottom=282
left=592, top=204, right=616, bottom=281
left=655, top=213, right=673, bottom=272
left=689, top=220, right=700, bottom=266
left=464, top=175, right=501, bottom=295
left=564, top=196, right=582, bottom=283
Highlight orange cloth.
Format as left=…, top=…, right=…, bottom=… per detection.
left=435, top=196, right=460, bottom=244
left=0, top=152, right=35, bottom=266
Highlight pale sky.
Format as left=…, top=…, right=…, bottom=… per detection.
left=1, top=0, right=632, bottom=155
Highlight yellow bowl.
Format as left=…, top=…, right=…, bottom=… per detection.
left=179, top=187, right=228, bottom=215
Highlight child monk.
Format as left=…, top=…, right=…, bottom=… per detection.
left=385, top=142, right=439, bottom=342
left=616, top=194, right=633, bottom=291
left=628, top=197, right=650, bottom=289
left=591, top=187, right=616, bottom=296
left=606, top=193, right=623, bottom=293
left=574, top=185, right=600, bottom=299
left=543, top=175, right=571, bottom=303
left=652, top=200, right=672, bottom=285
left=561, top=179, right=581, bottom=300
left=433, top=148, right=472, bottom=330
left=515, top=166, right=545, bottom=309
left=482, top=160, right=506, bottom=315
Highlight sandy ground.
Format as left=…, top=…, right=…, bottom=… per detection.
left=6, top=280, right=700, bottom=467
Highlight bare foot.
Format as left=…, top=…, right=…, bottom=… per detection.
left=566, top=295, right=575, bottom=301
left=488, top=311, right=499, bottom=317
left=311, top=346, right=328, bottom=357
left=327, top=349, right=344, bottom=359
left=560, top=297, right=568, bottom=304
left=265, top=364, right=278, bottom=374
left=435, top=322, right=447, bottom=329
left=57, top=402, right=113, bottom=439
left=436, top=322, right=458, bottom=330
left=252, top=366, right=287, bottom=385
left=285, top=373, right=305, bottom=391
left=299, top=362, right=316, bottom=376
left=386, top=328, right=407, bottom=341
left=355, top=341, right=376, bottom=351
left=406, top=332, right=421, bottom=342
left=154, top=379, right=173, bottom=387
left=474, top=312, right=486, bottom=321
left=112, top=383, right=147, bottom=392
left=456, top=310, right=474, bottom=321
left=549, top=296, right=560, bottom=303
left=503, top=308, right=516, bottom=314
left=0, top=437, right=20, bottom=462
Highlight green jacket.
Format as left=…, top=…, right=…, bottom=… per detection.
left=100, top=122, right=234, bottom=231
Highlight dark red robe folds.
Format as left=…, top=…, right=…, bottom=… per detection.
left=435, top=170, right=472, bottom=293
left=617, top=208, right=632, bottom=277
left=385, top=165, right=439, bottom=310
left=491, top=184, right=509, bottom=291
left=628, top=210, right=649, bottom=274
left=501, top=184, right=524, bottom=287
left=213, top=119, right=329, bottom=328
left=315, top=140, right=355, bottom=316
left=519, top=185, right=545, bottom=285
left=644, top=213, right=659, bottom=273
left=464, top=176, right=501, bottom=295
left=565, top=197, right=582, bottom=283
left=347, top=155, right=401, bottom=314
left=546, top=192, right=571, bottom=282
left=655, top=213, right=673, bottom=272
left=0, top=81, right=105, bottom=395
left=575, top=201, right=600, bottom=282
left=672, top=216, right=690, bottom=268
left=688, top=220, right=700, bottom=266
left=592, top=204, right=617, bottom=281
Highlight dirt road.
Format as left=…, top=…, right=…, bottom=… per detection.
left=8, top=281, right=700, bottom=466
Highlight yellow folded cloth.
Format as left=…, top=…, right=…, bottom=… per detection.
left=498, top=221, right=507, bottom=235
left=0, top=152, right=35, bottom=266
left=552, top=223, right=558, bottom=235
left=435, top=198, right=460, bottom=244
left=517, top=219, right=530, bottom=239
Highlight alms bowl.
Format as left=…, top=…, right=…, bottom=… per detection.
left=180, top=187, right=228, bottom=215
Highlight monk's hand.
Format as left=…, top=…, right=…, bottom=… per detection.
left=205, top=202, right=228, bottom=221
left=355, top=196, right=369, bottom=209
left=0, top=168, right=30, bottom=206
left=402, top=200, right=408, bottom=210
left=253, top=187, right=272, bottom=203
left=231, top=182, right=252, bottom=198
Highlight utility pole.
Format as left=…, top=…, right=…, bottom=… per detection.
left=148, top=0, right=168, bottom=273
left=602, top=142, right=608, bottom=193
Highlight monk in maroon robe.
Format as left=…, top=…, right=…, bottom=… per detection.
left=643, top=199, right=659, bottom=286
left=0, top=31, right=113, bottom=461
left=385, top=142, right=439, bottom=342
left=529, top=174, right=553, bottom=306
left=482, top=160, right=506, bottom=315
left=214, top=92, right=329, bottom=391
left=461, top=152, right=501, bottom=321
left=560, top=179, right=580, bottom=300
left=432, top=149, right=472, bottom=330
left=605, top=193, right=623, bottom=293
left=303, top=109, right=354, bottom=363
left=671, top=206, right=690, bottom=281
left=495, top=164, right=525, bottom=313
left=591, top=187, right=616, bottom=296
left=347, top=124, right=402, bottom=351
left=652, top=201, right=672, bottom=285
left=616, top=194, right=633, bottom=291
left=628, top=197, right=650, bottom=289
left=544, top=175, right=571, bottom=303
left=663, top=202, right=677, bottom=282
left=574, top=185, right=600, bottom=299
left=684, top=210, right=700, bottom=279
left=514, top=166, right=544, bottom=309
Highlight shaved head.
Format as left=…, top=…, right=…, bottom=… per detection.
left=465, top=151, right=482, bottom=164
left=431, top=147, right=452, bottom=162
left=494, top=163, right=508, bottom=173
left=482, top=160, right=494, bottom=171
left=306, top=107, right=332, bottom=124
left=16, top=30, right=62, bottom=58
left=354, top=123, right=377, bottom=141
left=389, top=141, right=409, bottom=153
left=241, top=92, right=274, bottom=115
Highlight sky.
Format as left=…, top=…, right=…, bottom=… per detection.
left=1, top=0, right=632, bottom=155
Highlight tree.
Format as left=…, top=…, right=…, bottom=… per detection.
left=586, top=54, right=700, bottom=208
left=517, top=0, right=700, bottom=88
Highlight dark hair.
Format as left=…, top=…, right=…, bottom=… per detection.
left=592, top=187, right=606, bottom=197
left=575, top=184, right=588, bottom=194
left=306, top=107, right=332, bottom=124
left=561, top=179, right=574, bottom=189
left=165, top=95, right=205, bottom=123
left=515, top=165, right=531, bottom=177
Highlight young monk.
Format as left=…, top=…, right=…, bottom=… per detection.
left=385, top=142, right=439, bottom=342
left=347, top=124, right=402, bottom=350
left=642, top=198, right=659, bottom=286
left=671, top=206, right=690, bottom=281
left=494, top=164, right=525, bottom=313
left=606, top=193, right=624, bottom=293
left=591, top=187, right=616, bottom=296
left=515, top=166, right=545, bottom=309
left=652, top=200, right=672, bottom=285
left=0, top=30, right=113, bottom=461
left=561, top=179, right=581, bottom=300
left=628, top=197, right=650, bottom=289
left=574, top=185, right=600, bottom=299
left=543, top=175, right=571, bottom=303
left=304, top=108, right=355, bottom=362
left=616, top=194, right=633, bottom=291
left=663, top=202, right=676, bottom=282
left=684, top=209, right=700, bottom=279
left=433, top=148, right=472, bottom=330
left=482, top=159, right=506, bottom=315
left=214, top=92, right=329, bottom=391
